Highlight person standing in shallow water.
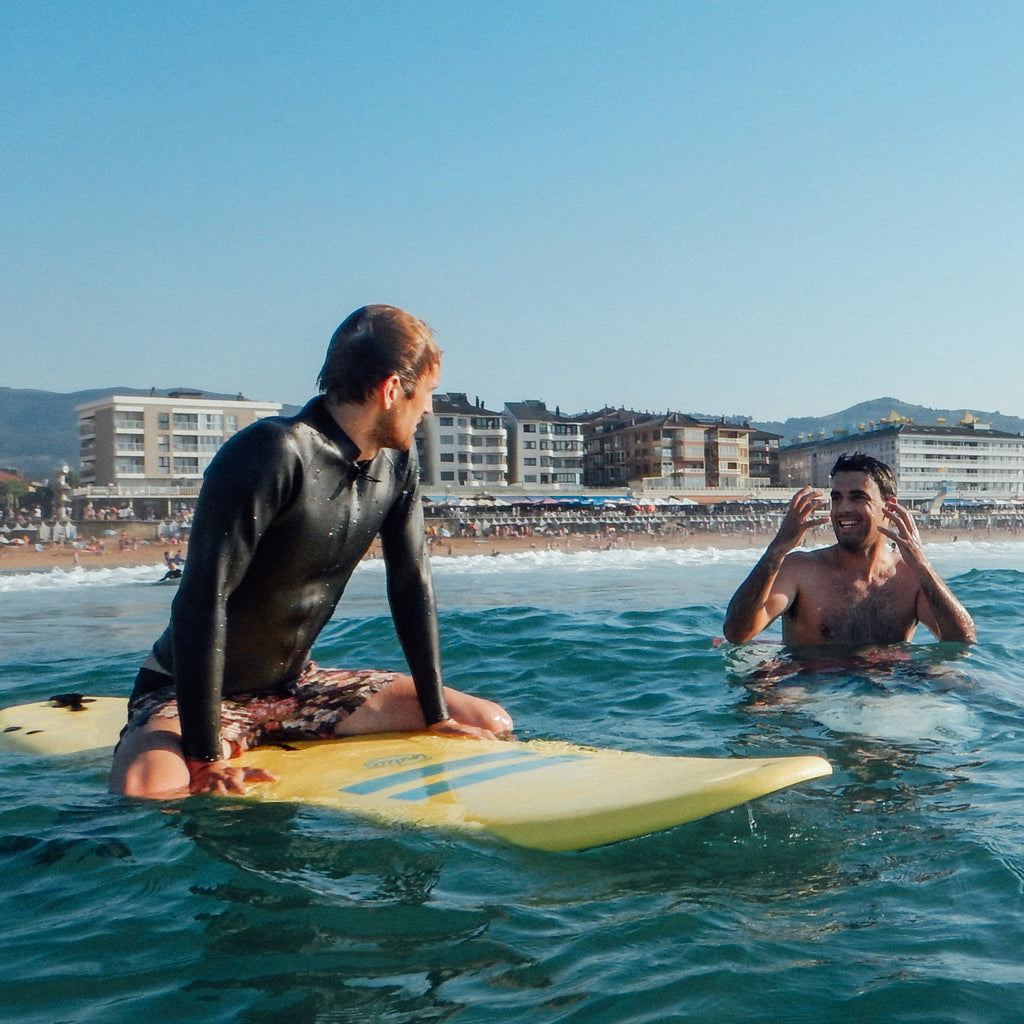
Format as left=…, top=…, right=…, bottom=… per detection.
left=723, top=452, right=976, bottom=647
left=111, top=305, right=513, bottom=798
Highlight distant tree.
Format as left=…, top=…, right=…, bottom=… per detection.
left=0, top=479, right=29, bottom=513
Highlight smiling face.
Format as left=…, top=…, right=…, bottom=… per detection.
left=829, top=470, right=888, bottom=551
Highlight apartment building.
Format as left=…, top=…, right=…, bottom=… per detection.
left=415, top=393, right=508, bottom=487
left=777, top=414, right=1024, bottom=501
left=701, top=419, right=754, bottom=489
left=576, top=409, right=754, bottom=490
left=748, top=429, right=783, bottom=487
left=503, top=400, right=584, bottom=486
left=75, top=391, right=281, bottom=487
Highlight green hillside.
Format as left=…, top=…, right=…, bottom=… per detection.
left=753, top=397, right=1024, bottom=444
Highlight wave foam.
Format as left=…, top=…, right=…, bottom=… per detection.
left=0, top=564, right=166, bottom=592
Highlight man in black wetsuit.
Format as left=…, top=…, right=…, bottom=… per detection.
left=111, top=305, right=513, bottom=798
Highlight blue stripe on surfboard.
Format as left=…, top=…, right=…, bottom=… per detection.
left=341, top=748, right=540, bottom=796
left=389, top=754, right=584, bottom=802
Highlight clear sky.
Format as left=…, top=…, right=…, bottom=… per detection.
left=4, top=1, right=1024, bottom=422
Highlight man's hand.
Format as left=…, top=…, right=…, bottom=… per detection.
left=427, top=717, right=504, bottom=741
left=771, top=486, right=830, bottom=555
left=186, top=759, right=277, bottom=795
left=880, top=499, right=977, bottom=643
left=879, top=499, right=927, bottom=565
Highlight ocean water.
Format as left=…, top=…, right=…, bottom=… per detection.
left=2, top=541, right=1023, bottom=1023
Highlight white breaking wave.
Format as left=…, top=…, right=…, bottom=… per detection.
left=428, top=545, right=759, bottom=575
left=2, top=538, right=1022, bottom=593
left=0, top=564, right=167, bottom=593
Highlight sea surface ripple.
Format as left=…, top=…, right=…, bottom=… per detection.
left=1, top=542, right=1023, bottom=1022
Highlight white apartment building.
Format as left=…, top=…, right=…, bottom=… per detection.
left=503, top=400, right=584, bottom=487
left=415, top=393, right=508, bottom=488
left=778, top=416, right=1024, bottom=501
left=75, top=391, right=281, bottom=488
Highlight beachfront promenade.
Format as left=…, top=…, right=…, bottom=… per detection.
left=2, top=493, right=1022, bottom=575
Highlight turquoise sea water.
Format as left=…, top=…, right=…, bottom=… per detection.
left=2, top=541, right=1023, bottom=1023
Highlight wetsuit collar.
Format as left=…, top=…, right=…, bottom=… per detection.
left=298, top=396, right=363, bottom=465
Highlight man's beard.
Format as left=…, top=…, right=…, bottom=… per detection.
left=833, top=520, right=871, bottom=552
left=368, top=408, right=411, bottom=452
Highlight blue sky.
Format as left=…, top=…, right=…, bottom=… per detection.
left=4, top=1, right=1024, bottom=422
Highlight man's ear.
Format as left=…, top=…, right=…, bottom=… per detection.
left=379, top=373, right=404, bottom=410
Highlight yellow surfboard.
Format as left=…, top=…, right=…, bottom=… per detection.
left=0, top=696, right=831, bottom=852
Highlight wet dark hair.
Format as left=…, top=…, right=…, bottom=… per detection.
left=830, top=452, right=897, bottom=501
left=317, top=305, right=440, bottom=404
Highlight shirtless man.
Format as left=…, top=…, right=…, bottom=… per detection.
left=723, top=453, right=976, bottom=646
left=111, top=305, right=513, bottom=798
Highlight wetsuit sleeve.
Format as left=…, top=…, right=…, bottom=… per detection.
left=379, top=461, right=449, bottom=725
left=170, top=425, right=300, bottom=761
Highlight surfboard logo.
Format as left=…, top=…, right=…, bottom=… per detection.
left=364, top=753, right=430, bottom=769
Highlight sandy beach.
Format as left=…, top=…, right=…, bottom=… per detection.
left=0, top=530, right=766, bottom=573
left=0, top=523, right=1017, bottom=574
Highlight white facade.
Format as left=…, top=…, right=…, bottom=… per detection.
left=503, top=400, right=584, bottom=486
left=416, top=394, right=508, bottom=487
left=76, top=392, right=282, bottom=487
left=778, top=422, right=1024, bottom=501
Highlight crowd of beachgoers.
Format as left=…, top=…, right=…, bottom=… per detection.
left=1, top=494, right=1021, bottom=573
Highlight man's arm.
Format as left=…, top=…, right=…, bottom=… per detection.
left=380, top=480, right=449, bottom=726
left=723, top=547, right=798, bottom=643
left=881, top=501, right=977, bottom=643
left=172, top=422, right=298, bottom=765
left=722, top=487, right=827, bottom=643
left=379, top=461, right=503, bottom=740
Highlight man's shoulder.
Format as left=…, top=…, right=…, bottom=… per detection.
left=777, top=545, right=835, bottom=579
left=217, top=413, right=303, bottom=464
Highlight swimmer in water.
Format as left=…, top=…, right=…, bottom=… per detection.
left=722, top=453, right=976, bottom=647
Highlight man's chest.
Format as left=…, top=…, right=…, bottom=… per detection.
left=791, top=567, right=918, bottom=643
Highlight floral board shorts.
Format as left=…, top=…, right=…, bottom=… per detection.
left=120, top=662, right=396, bottom=757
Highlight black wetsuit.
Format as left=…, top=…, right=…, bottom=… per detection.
left=133, top=396, right=447, bottom=762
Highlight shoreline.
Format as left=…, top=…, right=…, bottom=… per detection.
left=2, top=526, right=1022, bottom=575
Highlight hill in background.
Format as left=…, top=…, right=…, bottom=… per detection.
left=754, top=396, right=1024, bottom=444
left=1, top=387, right=1022, bottom=481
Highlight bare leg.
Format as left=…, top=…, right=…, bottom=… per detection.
left=109, top=715, right=192, bottom=798
left=336, top=675, right=513, bottom=737
left=110, top=677, right=512, bottom=798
